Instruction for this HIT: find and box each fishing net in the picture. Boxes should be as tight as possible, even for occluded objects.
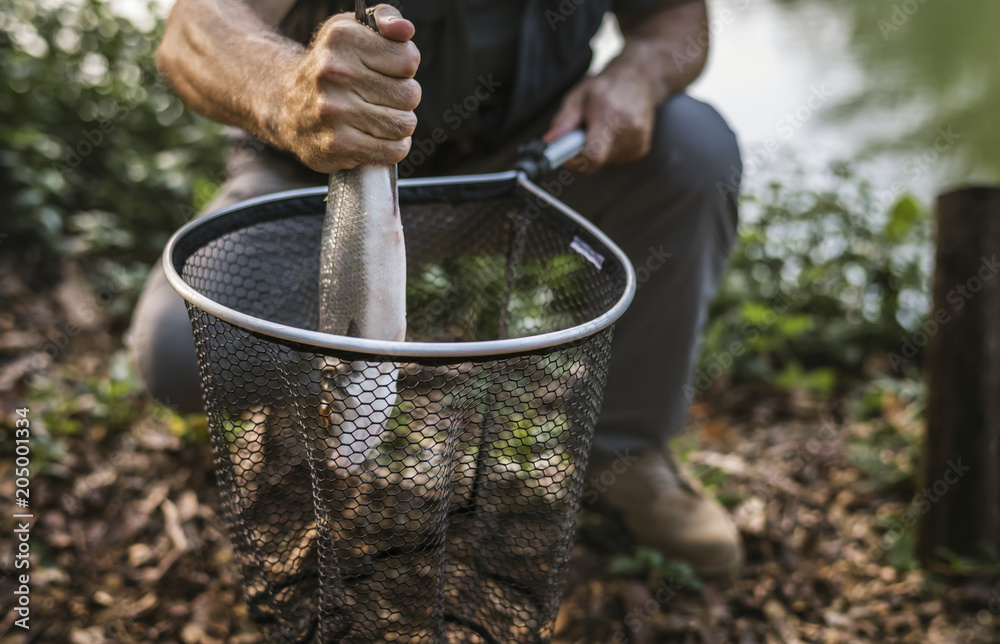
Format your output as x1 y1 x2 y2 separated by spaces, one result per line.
165 172 634 643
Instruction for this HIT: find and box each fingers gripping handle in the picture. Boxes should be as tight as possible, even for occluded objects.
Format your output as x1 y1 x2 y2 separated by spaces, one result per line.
326 3 387 205
326 2 381 197
515 130 586 182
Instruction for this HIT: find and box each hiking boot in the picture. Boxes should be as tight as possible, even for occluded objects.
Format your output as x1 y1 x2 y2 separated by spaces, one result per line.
590 448 742 581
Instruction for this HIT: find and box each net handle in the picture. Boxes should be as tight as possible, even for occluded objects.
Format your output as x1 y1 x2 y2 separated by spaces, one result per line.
543 130 586 170
514 130 586 181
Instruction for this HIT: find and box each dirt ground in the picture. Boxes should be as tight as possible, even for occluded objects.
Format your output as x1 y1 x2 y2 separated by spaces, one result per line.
1 263 998 643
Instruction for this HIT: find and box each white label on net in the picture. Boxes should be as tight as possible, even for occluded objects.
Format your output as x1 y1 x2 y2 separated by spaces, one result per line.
570 236 605 270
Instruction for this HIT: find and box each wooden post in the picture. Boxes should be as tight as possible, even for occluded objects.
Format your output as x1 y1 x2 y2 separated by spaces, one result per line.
918 186 1000 573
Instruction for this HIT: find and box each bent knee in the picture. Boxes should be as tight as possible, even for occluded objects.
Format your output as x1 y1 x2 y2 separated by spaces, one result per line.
652 94 742 194
128 264 204 414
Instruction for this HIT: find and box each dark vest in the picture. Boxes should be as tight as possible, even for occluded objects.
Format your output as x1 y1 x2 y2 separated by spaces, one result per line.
279 0 611 142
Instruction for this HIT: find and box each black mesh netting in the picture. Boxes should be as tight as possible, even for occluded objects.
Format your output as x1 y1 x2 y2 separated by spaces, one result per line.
169 177 630 643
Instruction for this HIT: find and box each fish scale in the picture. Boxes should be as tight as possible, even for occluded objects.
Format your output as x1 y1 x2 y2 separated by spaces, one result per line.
318 165 407 469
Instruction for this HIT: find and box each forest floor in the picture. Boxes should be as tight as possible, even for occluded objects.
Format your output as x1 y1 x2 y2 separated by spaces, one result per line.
1 263 999 644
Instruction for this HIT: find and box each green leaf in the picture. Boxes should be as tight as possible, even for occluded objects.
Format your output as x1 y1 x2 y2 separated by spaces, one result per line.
802 367 838 397
884 195 923 242
739 302 775 326
776 314 814 338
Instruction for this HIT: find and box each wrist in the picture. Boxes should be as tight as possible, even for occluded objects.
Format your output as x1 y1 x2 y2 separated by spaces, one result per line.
604 41 672 105
253 45 306 152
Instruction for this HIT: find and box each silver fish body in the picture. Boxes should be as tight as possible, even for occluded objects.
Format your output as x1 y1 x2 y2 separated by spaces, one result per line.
318 165 406 468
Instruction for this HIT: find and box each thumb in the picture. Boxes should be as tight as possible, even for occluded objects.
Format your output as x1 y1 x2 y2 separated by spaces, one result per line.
372 4 414 42
543 87 587 143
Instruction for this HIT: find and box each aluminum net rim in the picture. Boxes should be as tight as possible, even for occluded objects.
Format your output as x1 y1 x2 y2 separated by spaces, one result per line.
163 171 636 359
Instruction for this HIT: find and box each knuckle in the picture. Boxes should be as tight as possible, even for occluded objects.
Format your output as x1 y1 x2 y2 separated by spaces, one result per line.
321 18 353 45
387 138 411 164
607 107 626 125
372 110 411 139
319 133 338 156
402 42 421 76
399 79 421 110
320 57 352 84
319 98 347 120
314 15 336 38
397 111 418 137
375 110 416 140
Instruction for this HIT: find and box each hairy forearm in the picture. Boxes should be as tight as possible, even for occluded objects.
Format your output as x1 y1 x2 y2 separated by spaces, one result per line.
156 0 302 147
613 0 709 103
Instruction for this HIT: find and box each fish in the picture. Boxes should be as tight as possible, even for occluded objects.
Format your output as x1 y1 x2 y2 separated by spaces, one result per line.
317 165 407 469
316 165 430 641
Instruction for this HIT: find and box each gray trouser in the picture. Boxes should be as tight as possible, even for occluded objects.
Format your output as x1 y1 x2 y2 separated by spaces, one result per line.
127 94 741 456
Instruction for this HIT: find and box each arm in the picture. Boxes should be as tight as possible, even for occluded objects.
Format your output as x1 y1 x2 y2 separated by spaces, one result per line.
156 0 421 172
544 0 709 171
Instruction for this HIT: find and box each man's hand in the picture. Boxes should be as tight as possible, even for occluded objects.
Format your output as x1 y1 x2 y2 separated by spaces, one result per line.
542 0 708 173
543 65 659 173
156 0 421 174
274 4 421 172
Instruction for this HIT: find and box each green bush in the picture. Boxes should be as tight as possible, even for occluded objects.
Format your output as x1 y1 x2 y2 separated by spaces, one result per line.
695 162 932 394
1 0 226 277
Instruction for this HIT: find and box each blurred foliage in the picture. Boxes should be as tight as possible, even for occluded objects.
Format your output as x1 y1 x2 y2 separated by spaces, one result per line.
8 349 208 475
27 349 143 439
934 545 1000 576
846 376 923 492
1 0 226 279
609 546 704 592
407 252 588 341
697 162 932 393
874 513 920 574
773 0 1000 182
2 0 940 394
577 511 705 590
